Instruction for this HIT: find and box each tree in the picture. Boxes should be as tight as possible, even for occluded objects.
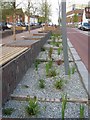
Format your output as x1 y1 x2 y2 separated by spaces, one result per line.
0 2 14 21
73 13 78 23
0 1 23 40
25 0 38 34
57 0 61 26
39 0 51 23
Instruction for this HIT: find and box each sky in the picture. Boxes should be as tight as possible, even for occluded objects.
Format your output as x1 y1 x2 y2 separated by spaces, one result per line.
16 0 90 24
48 0 90 24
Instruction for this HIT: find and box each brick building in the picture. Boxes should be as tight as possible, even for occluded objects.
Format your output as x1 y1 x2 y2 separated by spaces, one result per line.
6 8 25 23
66 3 88 26
66 9 83 24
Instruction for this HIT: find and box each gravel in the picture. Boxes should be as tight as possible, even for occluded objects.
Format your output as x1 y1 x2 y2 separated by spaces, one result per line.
3 39 89 118
3 100 88 118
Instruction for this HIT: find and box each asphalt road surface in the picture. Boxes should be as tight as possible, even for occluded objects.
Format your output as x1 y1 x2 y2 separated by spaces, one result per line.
67 28 90 73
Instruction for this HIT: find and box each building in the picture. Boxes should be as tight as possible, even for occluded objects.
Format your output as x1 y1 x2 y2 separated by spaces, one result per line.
66 9 83 24
5 8 39 24
24 11 39 24
6 8 24 23
66 3 88 25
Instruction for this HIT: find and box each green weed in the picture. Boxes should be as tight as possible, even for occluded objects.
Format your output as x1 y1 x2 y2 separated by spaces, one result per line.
54 78 64 89
3 108 14 116
45 63 50 75
80 104 84 118
58 47 61 55
48 47 53 59
62 94 67 120
34 60 40 71
47 69 57 77
26 97 39 115
39 79 45 89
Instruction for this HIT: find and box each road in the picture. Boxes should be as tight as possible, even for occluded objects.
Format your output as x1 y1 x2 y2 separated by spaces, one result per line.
67 28 90 73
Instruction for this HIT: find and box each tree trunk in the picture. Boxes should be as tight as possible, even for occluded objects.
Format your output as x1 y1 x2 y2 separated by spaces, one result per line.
13 2 16 40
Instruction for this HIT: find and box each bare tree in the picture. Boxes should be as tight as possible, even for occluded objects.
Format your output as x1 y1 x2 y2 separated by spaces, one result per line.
56 0 61 26
13 1 23 40
39 0 51 24
28 1 31 34
0 1 24 40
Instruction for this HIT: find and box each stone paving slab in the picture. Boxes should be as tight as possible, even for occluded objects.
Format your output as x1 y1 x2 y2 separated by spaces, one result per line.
68 39 89 97
75 61 89 96
5 40 40 48
69 48 81 61
22 36 44 40
67 38 74 48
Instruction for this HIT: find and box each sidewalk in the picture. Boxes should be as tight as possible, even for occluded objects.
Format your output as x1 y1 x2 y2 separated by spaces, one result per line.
1 28 43 44
67 38 89 97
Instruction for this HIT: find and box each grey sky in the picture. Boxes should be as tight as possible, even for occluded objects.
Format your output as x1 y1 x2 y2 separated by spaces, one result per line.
16 0 90 24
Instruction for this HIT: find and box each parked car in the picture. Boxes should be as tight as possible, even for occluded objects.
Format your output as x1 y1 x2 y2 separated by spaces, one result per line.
78 22 90 31
78 23 82 29
16 22 26 27
0 22 8 31
7 22 13 29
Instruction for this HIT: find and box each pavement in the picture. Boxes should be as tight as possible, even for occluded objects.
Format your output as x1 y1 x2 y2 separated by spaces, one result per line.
0 28 43 45
67 38 89 97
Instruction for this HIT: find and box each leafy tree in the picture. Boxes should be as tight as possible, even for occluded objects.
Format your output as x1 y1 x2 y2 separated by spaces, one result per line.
0 2 14 21
73 13 78 23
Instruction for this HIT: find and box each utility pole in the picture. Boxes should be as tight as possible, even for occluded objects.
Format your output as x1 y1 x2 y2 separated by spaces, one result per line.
13 1 16 40
61 0 69 75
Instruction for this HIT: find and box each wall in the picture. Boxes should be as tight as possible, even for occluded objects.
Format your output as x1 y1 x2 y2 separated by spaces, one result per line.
1 31 51 105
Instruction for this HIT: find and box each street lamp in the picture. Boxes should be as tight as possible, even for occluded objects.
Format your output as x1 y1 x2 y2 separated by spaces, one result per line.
61 0 69 75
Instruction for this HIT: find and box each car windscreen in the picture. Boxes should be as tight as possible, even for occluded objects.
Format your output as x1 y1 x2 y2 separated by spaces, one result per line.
83 23 90 26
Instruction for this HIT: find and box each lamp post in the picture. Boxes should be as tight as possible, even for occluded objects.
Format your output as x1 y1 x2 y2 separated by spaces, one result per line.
61 0 69 75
